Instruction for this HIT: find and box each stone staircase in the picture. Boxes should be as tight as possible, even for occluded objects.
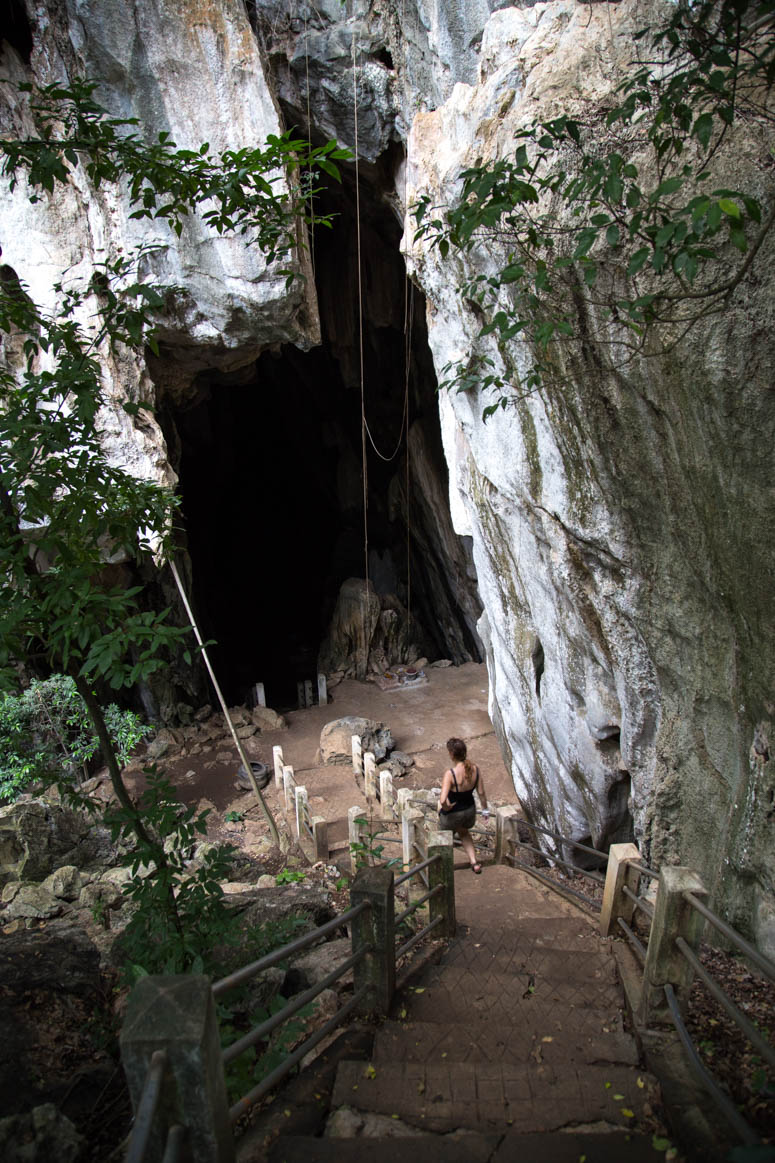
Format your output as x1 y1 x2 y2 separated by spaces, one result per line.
248 864 669 1162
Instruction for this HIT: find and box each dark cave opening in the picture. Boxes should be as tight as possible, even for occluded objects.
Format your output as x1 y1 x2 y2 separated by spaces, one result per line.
163 160 482 710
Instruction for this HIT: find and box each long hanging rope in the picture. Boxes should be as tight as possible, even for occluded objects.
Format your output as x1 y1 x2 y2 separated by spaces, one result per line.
352 30 371 676
302 2 315 278
169 559 280 845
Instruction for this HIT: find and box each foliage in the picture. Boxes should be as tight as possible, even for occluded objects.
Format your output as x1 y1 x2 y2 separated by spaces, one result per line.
413 0 775 416
224 809 246 824
350 813 402 870
275 868 306 885
108 768 237 981
1 77 350 272
0 75 347 970
0 673 151 801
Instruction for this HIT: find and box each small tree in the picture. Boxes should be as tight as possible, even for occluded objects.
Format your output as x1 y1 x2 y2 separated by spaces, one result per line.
0 77 348 959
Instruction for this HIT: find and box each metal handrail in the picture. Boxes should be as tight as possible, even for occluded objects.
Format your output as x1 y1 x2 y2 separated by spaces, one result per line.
395 884 443 926
161 1126 186 1163
683 892 775 983
518 819 609 862
212 902 368 997
125 1050 168 1163
396 914 443 961
509 836 605 885
617 916 647 963
507 851 599 910
674 937 775 1072
663 984 760 1146
631 861 659 879
222 946 368 1065
622 883 654 919
228 983 370 1124
395 853 438 888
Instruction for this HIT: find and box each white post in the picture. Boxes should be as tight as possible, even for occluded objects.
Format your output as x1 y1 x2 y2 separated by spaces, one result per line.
402 807 423 872
272 745 285 789
352 735 363 775
348 805 367 873
282 765 295 813
312 816 329 862
304 679 314 707
379 771 395 819
364 751 378 801
254 682 266 708
317 673 327 706
396 787 413 815
294 785 308 840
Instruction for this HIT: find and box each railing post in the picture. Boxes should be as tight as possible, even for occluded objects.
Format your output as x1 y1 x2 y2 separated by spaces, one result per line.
317 672 327 706
348 805 367 873
364 751 378 801
311 815 328 862
282 765 294 812
352 734 363 776
494 806 520 864
599 841 642 937
294 785 308 841
272 745 284 789
401 806 423 871
428 832 456 938
639 866 708 1026
379 771 395 819
120 975 234 1163
350 866 395 1014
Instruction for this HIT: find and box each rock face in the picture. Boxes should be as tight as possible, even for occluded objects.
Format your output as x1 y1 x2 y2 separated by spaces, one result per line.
402 0 775 952
2 0 774 953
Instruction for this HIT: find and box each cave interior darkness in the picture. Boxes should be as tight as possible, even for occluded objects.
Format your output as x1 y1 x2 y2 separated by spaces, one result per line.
161 161 480 709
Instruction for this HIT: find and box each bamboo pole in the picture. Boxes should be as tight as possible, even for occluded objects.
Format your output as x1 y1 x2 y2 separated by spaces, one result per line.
169 559 280 846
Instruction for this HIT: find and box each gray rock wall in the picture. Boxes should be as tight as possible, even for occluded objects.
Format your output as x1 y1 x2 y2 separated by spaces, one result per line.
402 0 775 953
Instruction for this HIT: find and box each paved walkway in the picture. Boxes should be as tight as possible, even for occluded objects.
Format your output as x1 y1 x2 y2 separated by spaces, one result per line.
262 862 667 1161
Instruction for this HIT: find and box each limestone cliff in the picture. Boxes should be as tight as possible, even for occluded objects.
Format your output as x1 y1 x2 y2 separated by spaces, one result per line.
1 0 773 953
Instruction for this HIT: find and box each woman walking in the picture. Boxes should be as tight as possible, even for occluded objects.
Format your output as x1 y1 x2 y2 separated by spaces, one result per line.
437 736 489 873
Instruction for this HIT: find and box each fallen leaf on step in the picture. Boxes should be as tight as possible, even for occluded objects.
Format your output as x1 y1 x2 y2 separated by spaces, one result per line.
636 1076 645 1088
418 1082 425 1095
365 1065 377 1080
620 1108 634 1118
541 1036 553 1043
613 1093 625 1100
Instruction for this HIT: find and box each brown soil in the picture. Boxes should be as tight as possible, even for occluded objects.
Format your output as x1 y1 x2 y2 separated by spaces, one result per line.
127 662 514 861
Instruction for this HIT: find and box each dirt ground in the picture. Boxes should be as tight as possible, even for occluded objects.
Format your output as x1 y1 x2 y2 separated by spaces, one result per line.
141 662 516 859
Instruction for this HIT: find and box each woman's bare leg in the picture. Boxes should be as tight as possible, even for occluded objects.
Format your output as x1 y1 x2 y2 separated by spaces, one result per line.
457 828 479 868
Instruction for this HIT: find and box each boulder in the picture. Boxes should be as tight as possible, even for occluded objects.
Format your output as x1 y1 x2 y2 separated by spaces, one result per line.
319 717 395 765
41 865 83 902
0 799 107 884
1 882 63 920
250 706 288 732
288 937 353 991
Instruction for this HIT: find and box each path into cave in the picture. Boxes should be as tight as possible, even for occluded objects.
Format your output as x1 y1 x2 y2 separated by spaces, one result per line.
163 158 481 710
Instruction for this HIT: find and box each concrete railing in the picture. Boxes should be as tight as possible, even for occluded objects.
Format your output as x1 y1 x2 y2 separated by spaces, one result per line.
120 834 456 1162
496 809 775 1149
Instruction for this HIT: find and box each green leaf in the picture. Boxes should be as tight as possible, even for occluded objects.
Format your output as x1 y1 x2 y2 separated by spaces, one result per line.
627 247 650 276
719 198 741 219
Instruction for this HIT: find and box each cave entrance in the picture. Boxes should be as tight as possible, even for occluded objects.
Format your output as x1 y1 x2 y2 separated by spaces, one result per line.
165 161 481 710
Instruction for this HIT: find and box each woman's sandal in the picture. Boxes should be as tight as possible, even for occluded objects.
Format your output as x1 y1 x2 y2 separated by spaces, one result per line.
471 862 482 874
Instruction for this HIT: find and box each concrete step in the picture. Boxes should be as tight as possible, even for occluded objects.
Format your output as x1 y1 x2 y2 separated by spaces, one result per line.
393 969 624 1026
267 1131 666 1163
453 913 606 953
331 1059 660 1135
373 1017 639 1067
267 1132 496 1163
437 938 616 979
